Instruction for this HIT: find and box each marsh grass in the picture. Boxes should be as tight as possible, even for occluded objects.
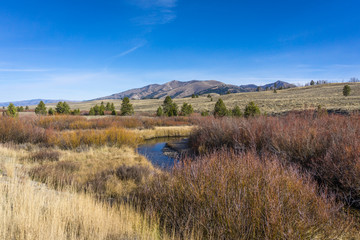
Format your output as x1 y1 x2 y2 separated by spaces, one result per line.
28 146 156 199
0 166 164 240
136 151 358 239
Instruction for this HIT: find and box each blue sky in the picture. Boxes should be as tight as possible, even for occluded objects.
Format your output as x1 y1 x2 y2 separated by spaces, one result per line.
0 0 360 101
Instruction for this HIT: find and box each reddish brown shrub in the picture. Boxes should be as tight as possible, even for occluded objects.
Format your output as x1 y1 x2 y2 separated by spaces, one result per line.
189 113 360 207
137 151 355 239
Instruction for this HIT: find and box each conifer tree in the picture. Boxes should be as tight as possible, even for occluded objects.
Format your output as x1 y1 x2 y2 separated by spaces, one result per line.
343 85 351 96
244 101 260 117
214 98 228 117
120 97 134 116
35 101 47 115
6 103 18 117
180 102 194 116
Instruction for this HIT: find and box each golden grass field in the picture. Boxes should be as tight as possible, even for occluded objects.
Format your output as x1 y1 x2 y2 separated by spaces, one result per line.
38 82 360 114
0 145 166 240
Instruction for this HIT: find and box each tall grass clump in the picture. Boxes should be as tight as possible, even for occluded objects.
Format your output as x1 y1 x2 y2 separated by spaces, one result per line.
35 115 195 131
0 173 163 239
189 113 360 208
47 127 142 149
137 151 357 239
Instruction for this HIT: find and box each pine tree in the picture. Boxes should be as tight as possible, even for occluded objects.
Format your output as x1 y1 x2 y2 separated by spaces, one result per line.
156 106 163 116
99 103 105 115
48 108 55 115
232 105 242 117
180 102 194 116
162 96 178 116
214 98 228 117
105 102 111 111
89 107 96 115
55 102 70 114
343 85 351 96
110 103 115 112
6 103 18 117
120 97 134 116
71 109 81 115
35 101 47 115
244 101 260 117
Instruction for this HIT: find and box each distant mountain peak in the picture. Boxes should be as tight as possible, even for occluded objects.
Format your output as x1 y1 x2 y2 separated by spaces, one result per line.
95 80 296 100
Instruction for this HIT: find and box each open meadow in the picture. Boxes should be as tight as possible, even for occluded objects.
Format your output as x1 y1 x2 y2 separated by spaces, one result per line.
35 82 360 115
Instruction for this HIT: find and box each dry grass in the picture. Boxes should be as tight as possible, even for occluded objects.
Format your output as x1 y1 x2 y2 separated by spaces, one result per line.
28 146 156 199
0 164 165 240
135 126 194 140
37 82 360 114
35 115 194 130
0 177 164 240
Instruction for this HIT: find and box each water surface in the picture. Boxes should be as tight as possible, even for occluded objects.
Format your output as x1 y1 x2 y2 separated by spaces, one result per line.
137 137 185 169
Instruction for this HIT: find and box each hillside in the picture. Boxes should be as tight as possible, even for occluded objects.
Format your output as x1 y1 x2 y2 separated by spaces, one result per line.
95 80 296 100
41 82 360 115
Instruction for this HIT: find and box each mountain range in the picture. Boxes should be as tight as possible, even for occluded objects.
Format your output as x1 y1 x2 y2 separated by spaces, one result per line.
0 80 296 106
0 99 68 107
95 80 296 100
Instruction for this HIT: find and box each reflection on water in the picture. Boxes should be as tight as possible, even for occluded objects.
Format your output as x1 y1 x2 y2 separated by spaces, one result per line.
137 137 185 169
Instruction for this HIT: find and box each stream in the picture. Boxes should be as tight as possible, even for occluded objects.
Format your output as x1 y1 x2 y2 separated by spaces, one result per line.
137 137 188 169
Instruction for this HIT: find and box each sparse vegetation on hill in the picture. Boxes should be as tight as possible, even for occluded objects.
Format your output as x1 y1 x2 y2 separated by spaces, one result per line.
39 82 360 115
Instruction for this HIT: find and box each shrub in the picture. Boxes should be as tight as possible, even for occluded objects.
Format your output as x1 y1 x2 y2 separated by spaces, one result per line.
213 98 227 117
137 151 355 239
156 106 163 117
201 110 209 116
0 117 46 144
35 101 47 115
244 101 260 117
343 85 351 96
189 113 360 208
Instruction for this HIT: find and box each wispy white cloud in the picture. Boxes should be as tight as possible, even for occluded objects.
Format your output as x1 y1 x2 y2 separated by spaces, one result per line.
133 10 176 25
113 43 145 58
131 0 177 25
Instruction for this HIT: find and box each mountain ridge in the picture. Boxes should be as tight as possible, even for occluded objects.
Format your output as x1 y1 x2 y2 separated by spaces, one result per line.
95 80 296 100
0 99 71 107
